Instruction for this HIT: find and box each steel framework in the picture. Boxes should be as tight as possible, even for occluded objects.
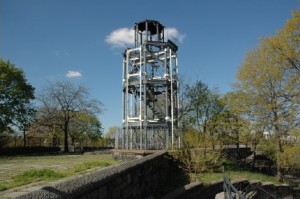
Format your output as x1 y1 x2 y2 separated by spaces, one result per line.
116 20 180 150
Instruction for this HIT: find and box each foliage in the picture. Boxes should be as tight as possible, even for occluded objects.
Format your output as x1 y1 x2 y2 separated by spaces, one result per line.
180 80 228 150
234 10 300 182
175 147 225 181
69 112 103 147
221 92 252 145
37 81 103 152
0 59 35 134
182 81 224 133
105 126 120 139
178 80 228 181
280 145 300 169
256 137 277 167
182 127 206 148
0 131 13 147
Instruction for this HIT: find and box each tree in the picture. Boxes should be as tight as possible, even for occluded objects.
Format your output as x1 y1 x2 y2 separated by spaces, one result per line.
266 11 300 73
220 92 254 162
0 59 35 136
178 127 225 181
81 113 102 142
33 107 63 146
69 112 102 148
37 81 102 152
181 80 224 149
14 103 36 147
105 126 119 139
235 11 300 182
103 126 120 148
182 80 210 133
178 80 226 180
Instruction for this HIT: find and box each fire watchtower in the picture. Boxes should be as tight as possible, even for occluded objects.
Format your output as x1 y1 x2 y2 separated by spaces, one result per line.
117 20 180 150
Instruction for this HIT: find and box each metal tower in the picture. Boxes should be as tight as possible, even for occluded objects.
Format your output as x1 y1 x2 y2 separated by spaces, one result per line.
118 20 179 150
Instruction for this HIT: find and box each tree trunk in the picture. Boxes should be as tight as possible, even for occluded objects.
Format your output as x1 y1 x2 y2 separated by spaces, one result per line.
235 117 240 164
52 137 55 147
23 129 26 147
64 121 69 152
276 136 283 182
274 111 283 182
252 142 257 170
236 141 240 164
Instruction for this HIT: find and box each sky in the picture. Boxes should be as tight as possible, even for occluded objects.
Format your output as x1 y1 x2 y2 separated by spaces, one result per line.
1 0 299 133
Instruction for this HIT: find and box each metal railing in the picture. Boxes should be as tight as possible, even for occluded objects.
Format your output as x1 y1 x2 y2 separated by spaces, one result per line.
242 183 277 199
223 175 246 199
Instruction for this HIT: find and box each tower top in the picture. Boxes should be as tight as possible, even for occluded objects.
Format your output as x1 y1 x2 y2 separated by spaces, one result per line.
135 20 164 35
134 19 165 47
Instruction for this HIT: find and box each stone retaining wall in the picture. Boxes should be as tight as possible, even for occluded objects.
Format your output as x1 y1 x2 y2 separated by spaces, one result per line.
162 178 300 199
16 151 170 199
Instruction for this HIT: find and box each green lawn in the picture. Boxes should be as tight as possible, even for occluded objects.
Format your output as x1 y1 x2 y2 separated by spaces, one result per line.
196 161 280 184
0 153 119 191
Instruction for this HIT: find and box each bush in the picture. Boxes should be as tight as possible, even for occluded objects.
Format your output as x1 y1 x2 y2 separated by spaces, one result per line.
174 147 225 181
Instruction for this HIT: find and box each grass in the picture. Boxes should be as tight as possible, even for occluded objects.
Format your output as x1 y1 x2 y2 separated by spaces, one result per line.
72 161 112 173
198 170 279 184
196 161 280 184
0 169 65 191
0 154 118 191
13 168 65 182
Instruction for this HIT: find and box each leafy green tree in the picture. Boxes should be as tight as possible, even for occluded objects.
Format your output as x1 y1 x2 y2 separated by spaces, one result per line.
105 126 119 139
37 81 102 152
69 112 102 148
182 81 223 131
182 80 210 133
266 11 300 73
221 92 254 162
179 80 226 179
182 80 226 150
0 59 35 139
235 10 300 182
83 114 102 142
33 107 63 146
102 126 120 148
15 103 36 147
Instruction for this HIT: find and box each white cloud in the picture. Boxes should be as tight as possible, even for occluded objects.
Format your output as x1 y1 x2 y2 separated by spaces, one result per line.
66 70 82 78
105 28 134 48
164 28 186 43
105 27 186 48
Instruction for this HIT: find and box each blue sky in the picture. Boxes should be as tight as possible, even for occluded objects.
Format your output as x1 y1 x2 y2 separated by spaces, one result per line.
1 0 299 133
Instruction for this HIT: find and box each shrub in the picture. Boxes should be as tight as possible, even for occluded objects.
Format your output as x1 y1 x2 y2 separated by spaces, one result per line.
175 147 225 181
